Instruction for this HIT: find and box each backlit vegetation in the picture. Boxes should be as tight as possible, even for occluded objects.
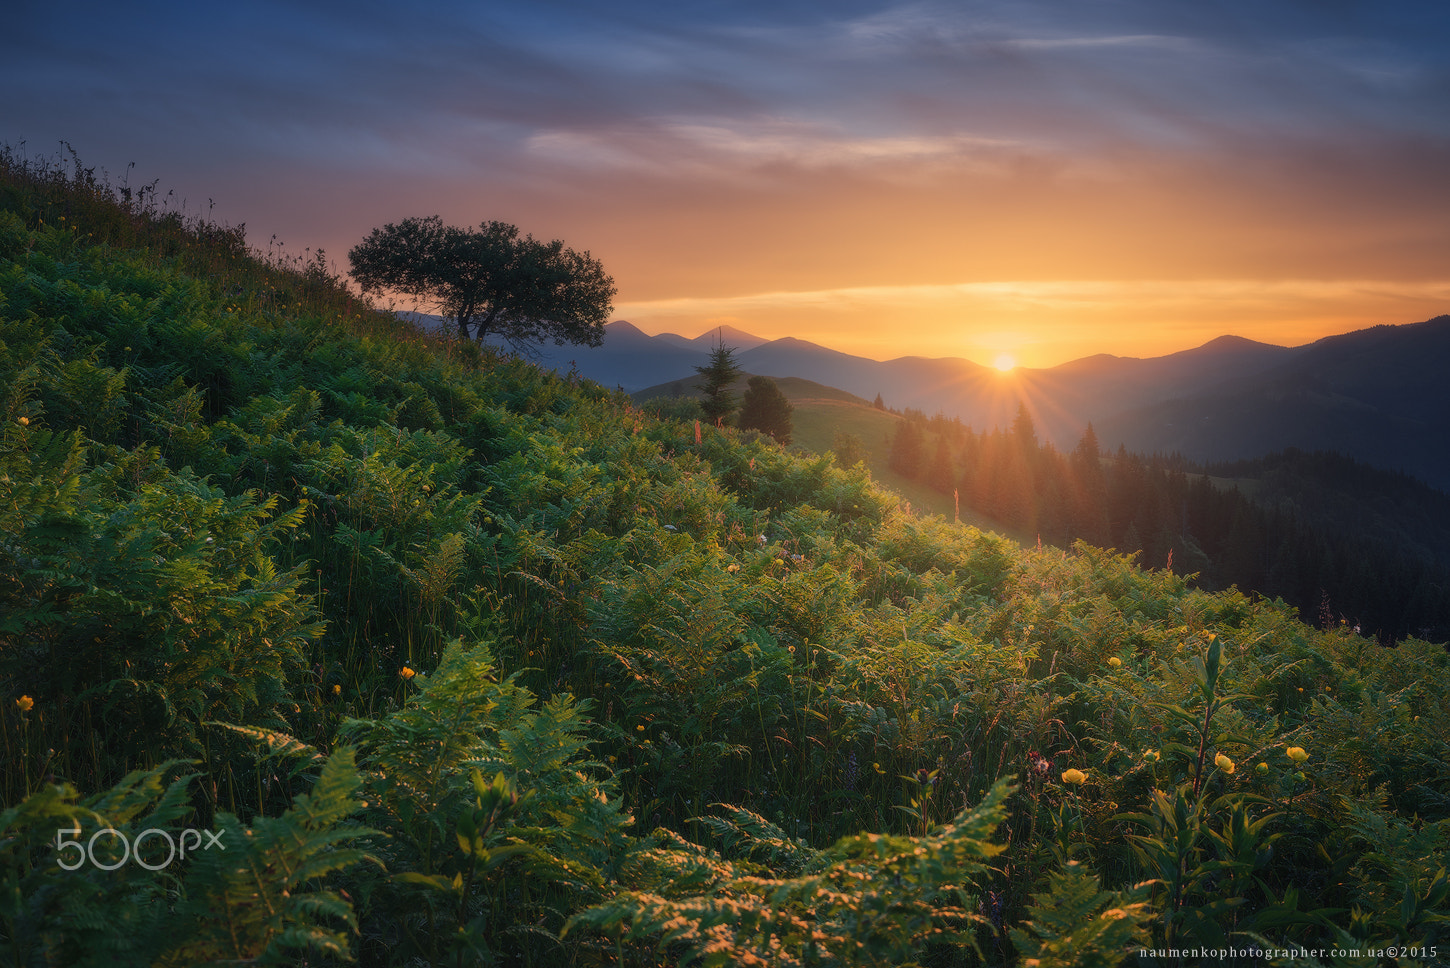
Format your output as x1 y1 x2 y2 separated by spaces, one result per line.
2 146 1448 966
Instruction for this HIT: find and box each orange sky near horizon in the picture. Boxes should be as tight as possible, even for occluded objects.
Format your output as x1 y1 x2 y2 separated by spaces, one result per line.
494 137 1450 368
610 278 1450 368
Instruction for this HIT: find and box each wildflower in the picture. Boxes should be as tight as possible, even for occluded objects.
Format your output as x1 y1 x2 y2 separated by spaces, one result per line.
1143 750 1159 763
399 666 415 680
16 695 34 712
1028 751 1051 775
636 724 645 732
1215 753 1235 774
1108 657 1122 668
18 417 28 426
726 563 740 573
1286 746 1309 763
1256 761 1269 774
1061 768 1087 785
332 684 341 695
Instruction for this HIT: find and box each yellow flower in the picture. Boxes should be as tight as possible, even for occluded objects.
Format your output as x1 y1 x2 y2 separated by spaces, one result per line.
399 666 415 679
18 417 28 426
1286 746 1309 763
1143 750 1159 763
1061 768 1087 785
1256 762 1269 774
1215 753 1235 774
636 724 645 732
726 563 740 573
332 684 341 695
16 695 33 712
1108 656 1122 668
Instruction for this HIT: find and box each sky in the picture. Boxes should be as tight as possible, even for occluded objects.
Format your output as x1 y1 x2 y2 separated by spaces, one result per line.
5 0 1449 368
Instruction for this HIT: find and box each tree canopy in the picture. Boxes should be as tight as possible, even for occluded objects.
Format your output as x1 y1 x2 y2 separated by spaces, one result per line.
739 375 793 444
348 216 616 352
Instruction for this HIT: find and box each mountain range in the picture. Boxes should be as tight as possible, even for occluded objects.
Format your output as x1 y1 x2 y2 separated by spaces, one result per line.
405 312 1450 491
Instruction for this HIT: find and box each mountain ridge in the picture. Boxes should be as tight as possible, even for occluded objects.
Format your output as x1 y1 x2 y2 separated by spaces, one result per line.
404 311 1450 489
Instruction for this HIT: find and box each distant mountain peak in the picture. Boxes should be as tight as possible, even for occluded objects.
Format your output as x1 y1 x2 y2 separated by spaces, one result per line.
692 324 768 350
1197 333 1285 352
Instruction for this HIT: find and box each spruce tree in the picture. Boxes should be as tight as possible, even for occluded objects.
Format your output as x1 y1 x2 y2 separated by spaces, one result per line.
694 339 743 426
888 419 926 478
926 435 954 493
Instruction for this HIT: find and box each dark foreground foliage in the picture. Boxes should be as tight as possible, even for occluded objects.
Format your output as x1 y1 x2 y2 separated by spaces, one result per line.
2 146 1448 966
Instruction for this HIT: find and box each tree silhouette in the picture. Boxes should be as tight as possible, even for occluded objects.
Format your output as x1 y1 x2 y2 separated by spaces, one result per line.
888 419 926 478
739 376 794 443
349 216 615 353
694 340 743 426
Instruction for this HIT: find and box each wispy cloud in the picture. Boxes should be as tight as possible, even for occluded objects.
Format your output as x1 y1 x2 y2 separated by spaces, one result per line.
4 0 1446 365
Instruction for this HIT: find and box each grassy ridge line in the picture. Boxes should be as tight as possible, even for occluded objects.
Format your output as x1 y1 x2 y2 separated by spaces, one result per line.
3 150 1449 966
637 372 1014 532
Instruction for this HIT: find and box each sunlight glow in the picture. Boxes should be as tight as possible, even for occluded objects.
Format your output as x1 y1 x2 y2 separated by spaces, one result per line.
994 353 1016 372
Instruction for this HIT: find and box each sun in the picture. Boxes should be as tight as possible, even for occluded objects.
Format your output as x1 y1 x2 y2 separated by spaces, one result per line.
993 353 1016 373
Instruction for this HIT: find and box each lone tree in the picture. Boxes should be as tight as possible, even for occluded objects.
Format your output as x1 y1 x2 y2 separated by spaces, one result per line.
738 376 793 444
694 339 743 426
348 216 616 353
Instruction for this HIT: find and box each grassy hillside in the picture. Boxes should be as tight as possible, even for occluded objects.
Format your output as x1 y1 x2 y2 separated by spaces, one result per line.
3 149 1449 967
638 375 1008 530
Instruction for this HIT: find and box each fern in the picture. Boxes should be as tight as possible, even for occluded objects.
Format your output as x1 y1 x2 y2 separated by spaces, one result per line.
1009 861 1153 968
0 751 372 967
567 779 1014 967
161 746 377 967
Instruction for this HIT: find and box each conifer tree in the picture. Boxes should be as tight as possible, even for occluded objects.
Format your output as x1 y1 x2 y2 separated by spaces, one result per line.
889 419 926 478
926 434 954 493
694 339 743 426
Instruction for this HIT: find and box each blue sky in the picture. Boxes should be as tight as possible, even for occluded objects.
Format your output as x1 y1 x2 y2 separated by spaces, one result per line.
6 0 1449 365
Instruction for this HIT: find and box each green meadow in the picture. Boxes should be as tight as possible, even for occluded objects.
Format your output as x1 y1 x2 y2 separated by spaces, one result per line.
2 150 1447 967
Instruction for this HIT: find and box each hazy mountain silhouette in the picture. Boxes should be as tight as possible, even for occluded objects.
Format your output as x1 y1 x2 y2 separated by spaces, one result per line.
403 312 1450 489
1095 315 1450 489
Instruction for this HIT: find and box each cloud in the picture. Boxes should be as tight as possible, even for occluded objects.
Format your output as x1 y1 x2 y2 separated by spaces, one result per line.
4 0 1446 369
525 117 1035 180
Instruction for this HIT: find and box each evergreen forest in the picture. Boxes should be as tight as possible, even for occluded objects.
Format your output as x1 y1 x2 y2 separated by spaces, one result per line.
2 149 1448 967
885 409 1450 644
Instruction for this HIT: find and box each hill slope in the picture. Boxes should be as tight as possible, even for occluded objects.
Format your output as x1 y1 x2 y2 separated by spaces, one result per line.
1097 315 1450 488
498 312 1450 489
4 150 1449 967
